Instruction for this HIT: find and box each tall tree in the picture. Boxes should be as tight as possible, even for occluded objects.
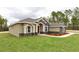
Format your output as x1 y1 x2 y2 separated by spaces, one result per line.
71 16 79 30
0 15 8 31
3 18 8 31
73 7 79 18
64 9 72 17
51 11 57 23
71 7 79 30
63 16 69 26
64 9 72 26
56 11 65 23
0 16 4 31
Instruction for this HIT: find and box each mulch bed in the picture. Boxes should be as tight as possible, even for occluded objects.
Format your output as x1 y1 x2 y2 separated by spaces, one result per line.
47 33 68 36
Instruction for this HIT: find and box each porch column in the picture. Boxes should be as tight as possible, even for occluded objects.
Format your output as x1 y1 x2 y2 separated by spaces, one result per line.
35 24 38 33
32 24 35 33
43 24 45 32
24 24 28 34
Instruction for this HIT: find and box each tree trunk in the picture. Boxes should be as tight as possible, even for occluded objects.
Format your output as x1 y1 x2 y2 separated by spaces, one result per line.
73 24 75 30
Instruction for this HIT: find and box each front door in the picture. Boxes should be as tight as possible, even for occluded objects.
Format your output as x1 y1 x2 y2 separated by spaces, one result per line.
38 23 43 33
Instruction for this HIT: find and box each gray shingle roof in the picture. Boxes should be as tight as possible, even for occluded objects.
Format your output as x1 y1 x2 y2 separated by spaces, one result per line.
49 23 66 27
18 18 38 23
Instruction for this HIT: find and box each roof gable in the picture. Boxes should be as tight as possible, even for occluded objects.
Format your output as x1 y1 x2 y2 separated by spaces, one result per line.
9 17 49 27
17 17 49 24
36 17 49 24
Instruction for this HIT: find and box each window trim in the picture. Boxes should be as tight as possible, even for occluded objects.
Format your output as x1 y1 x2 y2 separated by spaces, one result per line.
27 26 31 33
45 26 48 32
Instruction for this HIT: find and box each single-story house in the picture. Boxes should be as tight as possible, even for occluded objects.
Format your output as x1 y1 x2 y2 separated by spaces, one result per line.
9 17 66 36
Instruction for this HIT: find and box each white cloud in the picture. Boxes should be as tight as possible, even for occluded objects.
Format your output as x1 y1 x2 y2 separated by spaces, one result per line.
0 7 50 24
0 0 79 7
0 0 79 25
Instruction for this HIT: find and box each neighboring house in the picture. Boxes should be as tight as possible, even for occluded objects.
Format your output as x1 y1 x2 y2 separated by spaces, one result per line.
9 18 66 36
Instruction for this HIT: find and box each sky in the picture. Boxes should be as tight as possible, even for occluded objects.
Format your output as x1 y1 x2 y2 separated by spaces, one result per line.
0 0 79 25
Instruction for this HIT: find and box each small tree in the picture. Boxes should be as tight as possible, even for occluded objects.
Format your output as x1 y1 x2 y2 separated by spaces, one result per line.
0 16 5 31
71 7 79 30
71 16 79 30
0 15 8 31
56 11 65 23
51 11 57 23
63 16 69 26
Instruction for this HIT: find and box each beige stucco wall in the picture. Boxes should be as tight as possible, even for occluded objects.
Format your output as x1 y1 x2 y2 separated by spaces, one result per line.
9 19 49 36
9 24 23 36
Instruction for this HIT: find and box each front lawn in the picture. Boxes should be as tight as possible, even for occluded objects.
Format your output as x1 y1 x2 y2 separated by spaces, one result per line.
0 33 79 52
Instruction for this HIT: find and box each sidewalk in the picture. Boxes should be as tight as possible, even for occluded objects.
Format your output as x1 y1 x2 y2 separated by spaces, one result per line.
66 30 79 34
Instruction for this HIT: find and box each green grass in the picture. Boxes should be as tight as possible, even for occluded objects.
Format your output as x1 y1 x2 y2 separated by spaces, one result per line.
0 33 79 52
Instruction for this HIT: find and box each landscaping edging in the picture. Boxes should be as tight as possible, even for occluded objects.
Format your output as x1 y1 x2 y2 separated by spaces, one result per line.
39 33 74 38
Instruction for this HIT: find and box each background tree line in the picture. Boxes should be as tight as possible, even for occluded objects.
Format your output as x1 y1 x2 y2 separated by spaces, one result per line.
0 15 8 31
49 7 79 30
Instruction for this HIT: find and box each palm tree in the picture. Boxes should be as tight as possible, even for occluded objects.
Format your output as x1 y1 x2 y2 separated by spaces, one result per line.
74 7 79 18
71 16 77 30
56 11 65 23
3 19 8 31
63 15 69 26
64 9 72 26
0 18 4 31
51 11 69 25
51 11 57 23
0 15 7 31
71 7 79 30
64 9 72 17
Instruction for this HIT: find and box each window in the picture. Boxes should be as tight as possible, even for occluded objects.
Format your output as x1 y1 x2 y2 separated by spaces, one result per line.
28 26 31 33
45 27 48 32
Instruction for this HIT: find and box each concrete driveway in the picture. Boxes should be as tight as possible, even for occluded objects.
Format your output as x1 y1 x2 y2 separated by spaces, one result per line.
0 31 9 33
40 30 79 38
66 30 79 34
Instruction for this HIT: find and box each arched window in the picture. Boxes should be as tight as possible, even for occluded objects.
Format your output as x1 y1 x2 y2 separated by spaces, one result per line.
27 26 31 33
